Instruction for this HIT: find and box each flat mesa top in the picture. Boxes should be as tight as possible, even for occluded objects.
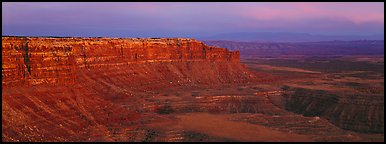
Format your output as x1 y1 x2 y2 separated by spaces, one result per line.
2 36 198 42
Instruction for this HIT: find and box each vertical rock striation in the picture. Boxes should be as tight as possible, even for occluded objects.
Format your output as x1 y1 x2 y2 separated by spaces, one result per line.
2 37 244 87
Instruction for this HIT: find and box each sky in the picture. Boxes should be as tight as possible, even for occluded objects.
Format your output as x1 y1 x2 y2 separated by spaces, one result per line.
2 2 384 38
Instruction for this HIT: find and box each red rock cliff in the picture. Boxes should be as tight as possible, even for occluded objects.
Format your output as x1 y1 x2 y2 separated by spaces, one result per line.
2 37 241 86
2 36 255 142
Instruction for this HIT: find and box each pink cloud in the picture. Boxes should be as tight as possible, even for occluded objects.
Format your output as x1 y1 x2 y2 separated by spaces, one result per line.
238 2 384 24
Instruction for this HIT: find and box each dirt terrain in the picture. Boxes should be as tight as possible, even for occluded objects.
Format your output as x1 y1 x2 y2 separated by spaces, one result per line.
2 37 384 142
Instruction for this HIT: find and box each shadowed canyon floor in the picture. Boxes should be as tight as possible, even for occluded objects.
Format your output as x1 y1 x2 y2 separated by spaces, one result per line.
2 37 384 142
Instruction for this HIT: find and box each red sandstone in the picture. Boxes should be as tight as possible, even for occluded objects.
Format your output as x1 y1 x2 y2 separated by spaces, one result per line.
2 37 241 86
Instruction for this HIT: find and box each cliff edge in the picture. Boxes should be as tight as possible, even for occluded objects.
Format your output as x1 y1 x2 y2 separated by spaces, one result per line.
2 37 250 87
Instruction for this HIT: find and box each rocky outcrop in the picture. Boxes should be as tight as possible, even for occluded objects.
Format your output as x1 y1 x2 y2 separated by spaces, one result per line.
2 36 253 142
284 88 384 133
2 37 241 86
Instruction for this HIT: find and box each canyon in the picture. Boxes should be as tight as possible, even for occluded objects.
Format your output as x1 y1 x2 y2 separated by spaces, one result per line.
2 36 384 142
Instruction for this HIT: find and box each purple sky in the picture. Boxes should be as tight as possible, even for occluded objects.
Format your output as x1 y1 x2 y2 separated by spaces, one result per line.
2 2 384 38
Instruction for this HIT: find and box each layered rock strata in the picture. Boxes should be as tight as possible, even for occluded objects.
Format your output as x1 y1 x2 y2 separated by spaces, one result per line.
2 36 254 142
284 88 384 133
2 37 241 87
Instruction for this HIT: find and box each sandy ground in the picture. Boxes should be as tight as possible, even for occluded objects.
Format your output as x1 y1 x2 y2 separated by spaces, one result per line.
253 64 322 74
175 112 313 142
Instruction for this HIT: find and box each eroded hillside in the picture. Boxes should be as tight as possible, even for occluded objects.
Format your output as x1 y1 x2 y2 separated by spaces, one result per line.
2 37 383 142
2 36 255 141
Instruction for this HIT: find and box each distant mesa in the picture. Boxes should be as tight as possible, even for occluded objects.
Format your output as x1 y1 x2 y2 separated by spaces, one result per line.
199 32 384 42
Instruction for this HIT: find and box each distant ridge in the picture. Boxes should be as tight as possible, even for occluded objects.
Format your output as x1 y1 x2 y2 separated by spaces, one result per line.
198 32 384 42
203 40 384 57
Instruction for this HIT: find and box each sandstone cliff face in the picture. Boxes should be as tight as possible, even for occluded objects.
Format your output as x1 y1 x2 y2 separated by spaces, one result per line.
2 37 241 86
2 36 252 142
